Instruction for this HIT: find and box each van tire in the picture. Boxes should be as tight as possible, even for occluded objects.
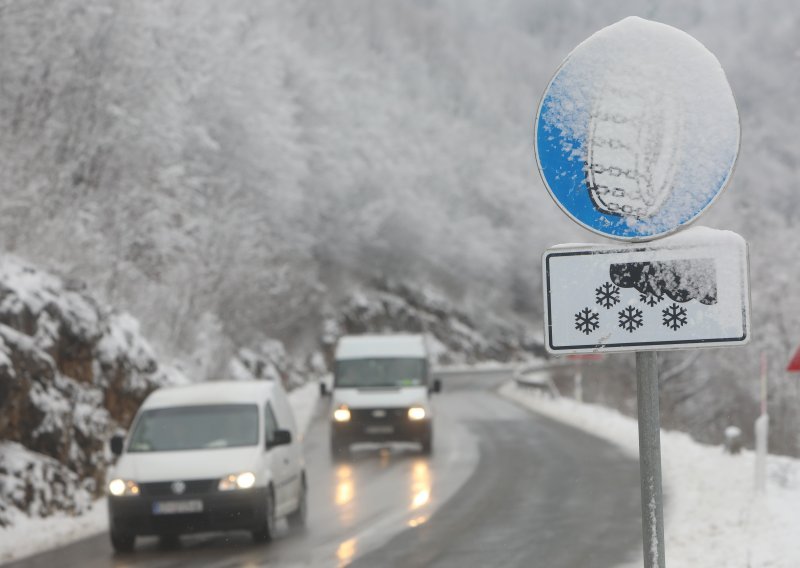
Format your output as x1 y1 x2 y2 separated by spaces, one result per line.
287 476 308 530
252 487 277 544
110 530 136 553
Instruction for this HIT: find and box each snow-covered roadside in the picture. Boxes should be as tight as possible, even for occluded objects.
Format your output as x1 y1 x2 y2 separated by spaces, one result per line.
500 381 800 568
0 495 108 564
0 382 320 565
288 380 322 439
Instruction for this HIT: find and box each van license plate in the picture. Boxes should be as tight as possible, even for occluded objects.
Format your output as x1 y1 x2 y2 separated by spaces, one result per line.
366 425 394 435
152 500 203 515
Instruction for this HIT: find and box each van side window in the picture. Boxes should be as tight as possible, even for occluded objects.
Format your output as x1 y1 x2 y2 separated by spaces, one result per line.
264 402 279 445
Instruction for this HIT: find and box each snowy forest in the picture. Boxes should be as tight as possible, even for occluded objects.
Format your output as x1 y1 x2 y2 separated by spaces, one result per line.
0 0 799 454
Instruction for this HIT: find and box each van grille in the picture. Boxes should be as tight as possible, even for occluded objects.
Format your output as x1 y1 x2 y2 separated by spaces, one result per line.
139 479 218 497
349 408 407 423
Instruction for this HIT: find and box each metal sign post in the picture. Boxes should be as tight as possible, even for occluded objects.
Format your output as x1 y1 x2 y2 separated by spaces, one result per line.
636 352 666 568
754 352 769 493
533 17 745 568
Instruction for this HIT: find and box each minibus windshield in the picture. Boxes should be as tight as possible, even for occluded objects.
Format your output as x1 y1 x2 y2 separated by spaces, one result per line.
335 358 426 388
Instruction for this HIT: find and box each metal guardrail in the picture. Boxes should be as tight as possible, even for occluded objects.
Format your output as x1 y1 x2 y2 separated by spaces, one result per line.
513 372 561 398
433 362 565 398
432 365 516 377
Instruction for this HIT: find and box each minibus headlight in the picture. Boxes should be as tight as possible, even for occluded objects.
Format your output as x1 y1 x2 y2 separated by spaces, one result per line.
408 406 427 421
218 471 257 491
108 478 140 496
333 406 351 422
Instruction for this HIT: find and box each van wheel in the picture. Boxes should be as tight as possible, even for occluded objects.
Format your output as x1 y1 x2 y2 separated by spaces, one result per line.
110 530 136 553
252 488 277 543
287 476 307 531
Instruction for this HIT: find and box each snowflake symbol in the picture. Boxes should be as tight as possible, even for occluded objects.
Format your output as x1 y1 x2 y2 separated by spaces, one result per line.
618 305 644 333
639 291 664 307
595 282 620 309
662 303 688 331
574 307 600 335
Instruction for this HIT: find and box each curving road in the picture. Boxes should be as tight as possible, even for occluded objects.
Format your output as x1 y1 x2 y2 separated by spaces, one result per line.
4 371 642 567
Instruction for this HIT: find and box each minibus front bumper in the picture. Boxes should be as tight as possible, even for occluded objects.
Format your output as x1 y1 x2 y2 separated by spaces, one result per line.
332 407 431 443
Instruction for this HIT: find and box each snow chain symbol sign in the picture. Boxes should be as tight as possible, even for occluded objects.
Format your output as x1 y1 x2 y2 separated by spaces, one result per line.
543 230 750 354
533 17 740 242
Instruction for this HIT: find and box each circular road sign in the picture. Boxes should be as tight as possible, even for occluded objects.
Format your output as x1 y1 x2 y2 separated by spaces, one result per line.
534 17 740 241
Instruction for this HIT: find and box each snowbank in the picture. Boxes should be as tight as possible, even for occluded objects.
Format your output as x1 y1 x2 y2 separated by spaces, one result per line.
500 382 800 567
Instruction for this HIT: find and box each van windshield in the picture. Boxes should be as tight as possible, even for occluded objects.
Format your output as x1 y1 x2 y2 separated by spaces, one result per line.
127 404 259 452
335 358 426 388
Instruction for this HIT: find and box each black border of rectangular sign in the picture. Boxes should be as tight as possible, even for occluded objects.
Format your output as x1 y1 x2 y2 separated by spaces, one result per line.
544 248 749 352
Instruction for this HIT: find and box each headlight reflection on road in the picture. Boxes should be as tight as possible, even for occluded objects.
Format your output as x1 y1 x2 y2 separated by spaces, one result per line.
379 447 391 467
335 464 355 525
410 460 431 510
337 537 357 567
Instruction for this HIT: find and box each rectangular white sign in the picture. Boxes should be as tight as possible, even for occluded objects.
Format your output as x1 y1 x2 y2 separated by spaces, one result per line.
543 231 750 354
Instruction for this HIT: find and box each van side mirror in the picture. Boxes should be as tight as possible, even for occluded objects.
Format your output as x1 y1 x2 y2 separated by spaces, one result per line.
110 434 125 457
431 379 442 394
268 429 292 449
320 382 328 397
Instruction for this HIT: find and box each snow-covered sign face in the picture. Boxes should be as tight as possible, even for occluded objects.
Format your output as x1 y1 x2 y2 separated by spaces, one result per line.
534 17 740 241
542 227 750 354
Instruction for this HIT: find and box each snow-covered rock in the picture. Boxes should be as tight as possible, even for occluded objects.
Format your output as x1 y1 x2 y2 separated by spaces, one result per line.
228 337 326 390
327 280 543 365
0 256 183 526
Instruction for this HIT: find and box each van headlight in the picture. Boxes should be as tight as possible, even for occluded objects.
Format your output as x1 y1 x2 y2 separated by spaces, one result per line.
333 406 351 422
218 472 257 491
108 479 140 496
408 406 427 421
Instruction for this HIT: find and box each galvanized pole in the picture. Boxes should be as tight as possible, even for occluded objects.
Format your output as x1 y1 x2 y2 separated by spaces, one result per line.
636 351 666 568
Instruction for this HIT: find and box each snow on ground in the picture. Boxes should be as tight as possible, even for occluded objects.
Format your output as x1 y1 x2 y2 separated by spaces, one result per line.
0 382 320 565
500 380 800 568
289 380 321 440
0 496 108 564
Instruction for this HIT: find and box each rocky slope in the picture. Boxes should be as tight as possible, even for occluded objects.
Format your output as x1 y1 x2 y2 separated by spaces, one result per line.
0 257 183 526
322 280 543 367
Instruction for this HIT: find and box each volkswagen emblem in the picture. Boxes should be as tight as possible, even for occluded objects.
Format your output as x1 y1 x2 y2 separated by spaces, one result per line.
171 480 186 495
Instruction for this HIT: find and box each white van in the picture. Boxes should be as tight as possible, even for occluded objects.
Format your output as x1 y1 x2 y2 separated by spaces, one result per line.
329 334 441 457
106 380 306 552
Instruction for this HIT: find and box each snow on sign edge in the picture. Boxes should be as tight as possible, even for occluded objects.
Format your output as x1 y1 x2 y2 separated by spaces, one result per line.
541 226 751 354
533 16 741 242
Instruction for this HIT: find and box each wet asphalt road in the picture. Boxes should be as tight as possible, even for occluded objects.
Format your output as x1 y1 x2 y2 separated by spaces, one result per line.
4 371 642 567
